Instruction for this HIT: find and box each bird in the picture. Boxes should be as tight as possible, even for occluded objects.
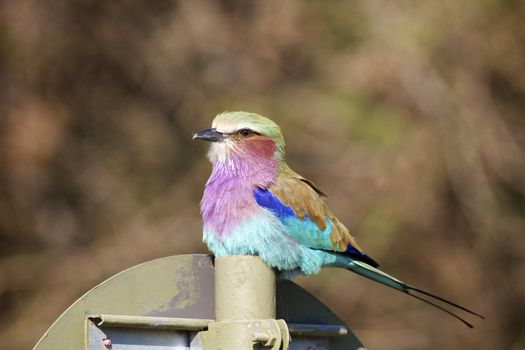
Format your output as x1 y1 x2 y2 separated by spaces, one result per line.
193 111 483 327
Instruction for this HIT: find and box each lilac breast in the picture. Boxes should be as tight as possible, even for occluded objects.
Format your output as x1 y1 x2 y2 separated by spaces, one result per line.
200 146 277 237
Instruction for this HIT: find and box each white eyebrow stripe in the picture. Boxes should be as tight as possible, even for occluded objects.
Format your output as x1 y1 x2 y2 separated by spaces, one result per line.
214 123 263 134
214 124 237 133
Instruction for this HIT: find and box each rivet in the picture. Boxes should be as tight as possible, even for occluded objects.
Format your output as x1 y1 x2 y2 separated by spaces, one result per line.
102 337 112 347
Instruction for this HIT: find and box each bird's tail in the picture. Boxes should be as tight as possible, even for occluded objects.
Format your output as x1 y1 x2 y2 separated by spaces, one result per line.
333 256 484 328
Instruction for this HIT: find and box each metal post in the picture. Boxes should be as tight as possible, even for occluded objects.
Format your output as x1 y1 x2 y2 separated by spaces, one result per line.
192 256 289 349
215 255 276 321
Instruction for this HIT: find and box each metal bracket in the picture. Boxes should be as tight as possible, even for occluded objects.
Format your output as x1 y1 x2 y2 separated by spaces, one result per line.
252 319 289 350
87 314 349 349
192 318 290 350
86 314 213 350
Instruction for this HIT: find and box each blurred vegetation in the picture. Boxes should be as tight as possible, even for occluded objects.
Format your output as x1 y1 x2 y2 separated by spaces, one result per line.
1 1 524 349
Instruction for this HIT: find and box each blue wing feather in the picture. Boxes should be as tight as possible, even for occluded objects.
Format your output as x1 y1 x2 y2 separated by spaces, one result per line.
253 187 379 267
253 187 295 219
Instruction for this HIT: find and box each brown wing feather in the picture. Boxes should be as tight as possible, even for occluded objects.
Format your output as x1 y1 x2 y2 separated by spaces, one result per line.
268 166 363 253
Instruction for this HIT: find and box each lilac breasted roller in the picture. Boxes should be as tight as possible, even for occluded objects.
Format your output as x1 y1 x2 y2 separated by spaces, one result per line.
193 111 483 327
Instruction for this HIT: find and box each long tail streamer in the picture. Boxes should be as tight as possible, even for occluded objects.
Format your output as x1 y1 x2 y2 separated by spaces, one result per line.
333 256 484 328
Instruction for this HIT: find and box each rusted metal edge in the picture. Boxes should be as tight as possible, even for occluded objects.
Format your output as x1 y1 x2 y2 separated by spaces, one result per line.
87 314 213 331
287 323 348 337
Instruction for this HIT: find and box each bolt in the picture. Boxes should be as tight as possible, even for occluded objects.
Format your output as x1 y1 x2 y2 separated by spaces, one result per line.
252 331 272 343
102 337 112 347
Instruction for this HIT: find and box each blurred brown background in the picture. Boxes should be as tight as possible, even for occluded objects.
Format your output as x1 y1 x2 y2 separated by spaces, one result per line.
1 1 524 349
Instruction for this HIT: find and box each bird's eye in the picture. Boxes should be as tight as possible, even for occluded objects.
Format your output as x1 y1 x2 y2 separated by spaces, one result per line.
238 128 254 137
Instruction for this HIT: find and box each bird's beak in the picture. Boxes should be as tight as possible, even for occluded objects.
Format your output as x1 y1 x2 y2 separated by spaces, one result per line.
192 128 224 142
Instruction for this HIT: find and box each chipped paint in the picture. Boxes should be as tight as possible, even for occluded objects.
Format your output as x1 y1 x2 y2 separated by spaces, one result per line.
33 255 215 350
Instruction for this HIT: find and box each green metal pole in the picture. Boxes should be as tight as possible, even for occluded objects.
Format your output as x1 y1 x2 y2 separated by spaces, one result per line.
215 255 276 321
193 256 289 349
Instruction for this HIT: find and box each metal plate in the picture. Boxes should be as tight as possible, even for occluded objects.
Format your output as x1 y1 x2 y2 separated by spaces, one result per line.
33 254 365 350
34 255 215 350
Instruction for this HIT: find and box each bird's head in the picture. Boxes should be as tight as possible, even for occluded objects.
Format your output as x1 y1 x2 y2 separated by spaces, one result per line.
193 111 285 166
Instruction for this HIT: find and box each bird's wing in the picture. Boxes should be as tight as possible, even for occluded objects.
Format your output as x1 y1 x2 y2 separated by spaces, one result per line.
254 167 379 267
254 170 485 327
